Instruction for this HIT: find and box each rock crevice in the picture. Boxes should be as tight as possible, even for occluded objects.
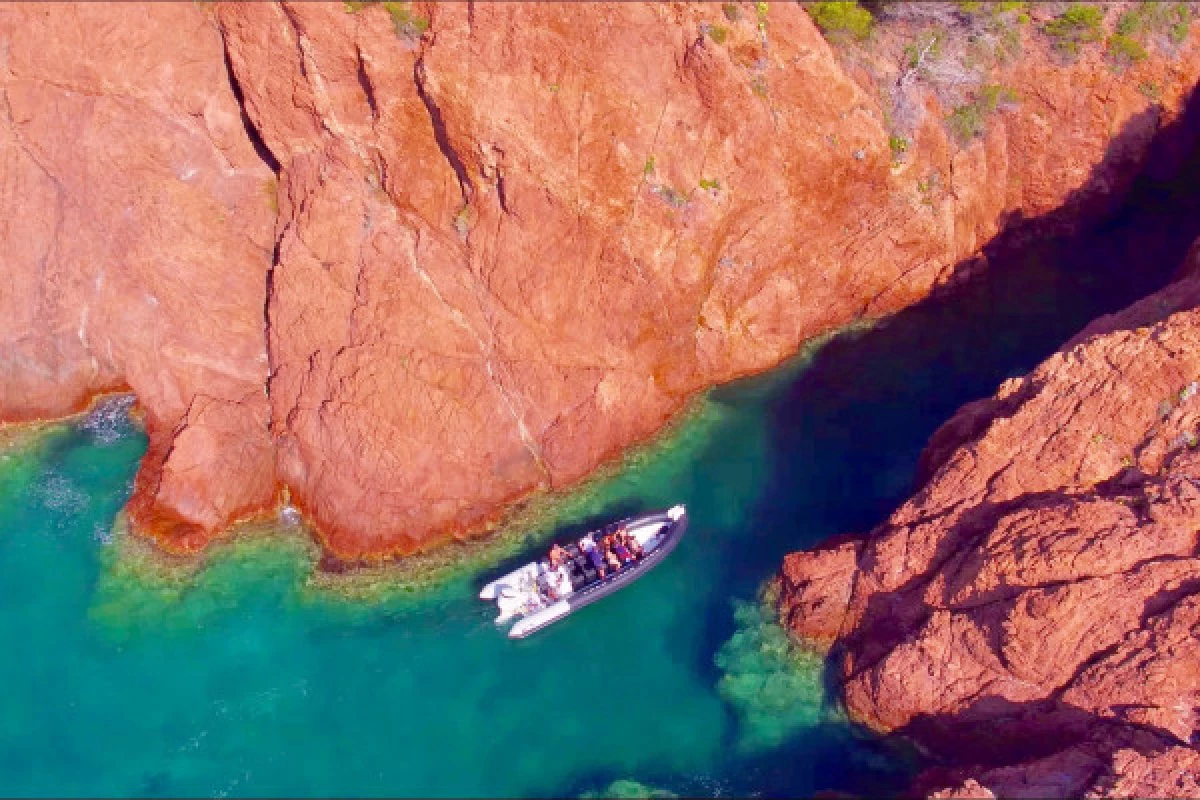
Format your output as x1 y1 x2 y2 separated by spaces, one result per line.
4 2 1200 562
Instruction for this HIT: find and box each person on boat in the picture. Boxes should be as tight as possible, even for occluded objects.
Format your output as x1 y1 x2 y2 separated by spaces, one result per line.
548 543 569 569
613 536 633 564
542 562 566 601
581 534 607 578
623 530 645 560
605 547 622 573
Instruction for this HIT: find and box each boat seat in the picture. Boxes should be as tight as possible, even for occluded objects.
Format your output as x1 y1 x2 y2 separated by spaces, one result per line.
568 564 587 590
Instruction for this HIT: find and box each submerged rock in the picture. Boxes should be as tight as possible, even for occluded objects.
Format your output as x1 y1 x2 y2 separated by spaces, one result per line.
580 779 678 799
715 597 826 752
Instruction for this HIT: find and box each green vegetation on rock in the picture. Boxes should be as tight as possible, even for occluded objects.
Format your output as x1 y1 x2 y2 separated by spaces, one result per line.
947 84 1019 144
1042 4 1104 56
707 24 730 45
805 1 873 42
1116 2 1193 44
657 185 689 209
1107 33 1148 67
1107 2 1193 68
384 1 429 40
904 28 945 69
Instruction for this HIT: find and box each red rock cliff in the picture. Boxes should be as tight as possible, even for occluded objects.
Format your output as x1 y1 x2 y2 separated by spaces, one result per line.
781 253 1200 795
2 2 1200 559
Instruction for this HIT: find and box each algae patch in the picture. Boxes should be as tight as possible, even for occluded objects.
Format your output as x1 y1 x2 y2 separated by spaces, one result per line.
581 779 678 798
715 596 829 752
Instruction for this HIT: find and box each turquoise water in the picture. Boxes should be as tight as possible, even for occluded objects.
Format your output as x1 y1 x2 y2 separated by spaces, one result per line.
3 148 1200 797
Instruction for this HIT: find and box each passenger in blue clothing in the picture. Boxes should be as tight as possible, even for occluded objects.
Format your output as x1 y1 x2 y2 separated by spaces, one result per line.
580 534 607 578
613 536 632 563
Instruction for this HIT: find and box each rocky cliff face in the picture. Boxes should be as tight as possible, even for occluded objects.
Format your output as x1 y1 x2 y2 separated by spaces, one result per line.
3 2 1200 560
0 3 279 550
780 250 1200 795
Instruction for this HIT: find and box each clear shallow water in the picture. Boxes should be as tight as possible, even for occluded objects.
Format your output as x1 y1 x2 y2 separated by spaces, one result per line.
3 153 1199 798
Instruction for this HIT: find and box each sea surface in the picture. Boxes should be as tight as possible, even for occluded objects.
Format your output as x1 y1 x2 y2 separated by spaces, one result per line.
2 155 1198 797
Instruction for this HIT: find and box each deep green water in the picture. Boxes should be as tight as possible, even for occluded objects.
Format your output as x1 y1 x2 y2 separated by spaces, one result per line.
3 144 1200 797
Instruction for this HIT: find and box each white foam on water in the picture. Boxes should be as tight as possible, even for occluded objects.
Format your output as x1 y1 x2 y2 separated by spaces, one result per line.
38 472 88 515
80 395 137 446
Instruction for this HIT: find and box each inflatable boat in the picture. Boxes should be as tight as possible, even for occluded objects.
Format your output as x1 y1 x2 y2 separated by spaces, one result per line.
478 505 688 638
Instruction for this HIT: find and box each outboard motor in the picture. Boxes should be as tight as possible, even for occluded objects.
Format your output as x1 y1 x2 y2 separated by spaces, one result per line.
494 585 524 624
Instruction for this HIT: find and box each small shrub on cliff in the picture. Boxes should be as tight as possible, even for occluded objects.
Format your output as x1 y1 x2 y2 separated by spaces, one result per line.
756 1 769 30
707 24 731 45
888 134 909 160
656 185 689 209
904 28 945 70
384 1 429 40
452 204 474 239
723 3 741 23
1042 4 1104 57
1168 5 1195 44
1107 33 1148 68
1110 2 1193 64
1118 2 1193 45
805 1 874 42
947 103 985 142
946 84 1019 144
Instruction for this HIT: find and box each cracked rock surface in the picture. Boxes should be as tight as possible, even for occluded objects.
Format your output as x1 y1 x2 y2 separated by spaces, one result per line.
3 2 1200 559
781 256 1200 797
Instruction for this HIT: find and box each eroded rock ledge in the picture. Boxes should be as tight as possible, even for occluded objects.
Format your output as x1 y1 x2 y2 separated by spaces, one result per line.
3 2 1200 560
780 252 1200 796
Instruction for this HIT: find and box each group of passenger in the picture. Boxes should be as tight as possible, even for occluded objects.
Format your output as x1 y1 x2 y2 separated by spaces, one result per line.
579 526 644 579
537 526 646 602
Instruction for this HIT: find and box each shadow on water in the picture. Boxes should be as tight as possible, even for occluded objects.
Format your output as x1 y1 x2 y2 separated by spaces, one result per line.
526 86 1200 798
752 80 1200 566
679 84 1200 794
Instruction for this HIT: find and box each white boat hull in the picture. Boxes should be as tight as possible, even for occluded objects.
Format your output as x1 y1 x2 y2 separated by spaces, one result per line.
479 505 688 638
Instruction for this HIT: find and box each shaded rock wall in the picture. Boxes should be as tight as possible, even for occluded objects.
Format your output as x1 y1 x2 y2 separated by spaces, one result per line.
3 2 1200 559
781 261 1200 795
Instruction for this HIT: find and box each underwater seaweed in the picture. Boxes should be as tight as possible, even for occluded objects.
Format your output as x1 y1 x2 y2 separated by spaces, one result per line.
714 598 827 752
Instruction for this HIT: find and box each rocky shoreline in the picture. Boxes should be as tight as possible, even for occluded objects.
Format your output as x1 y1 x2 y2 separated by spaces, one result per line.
4 4 1200 793
781 248 1200 796
5 2 1200 560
